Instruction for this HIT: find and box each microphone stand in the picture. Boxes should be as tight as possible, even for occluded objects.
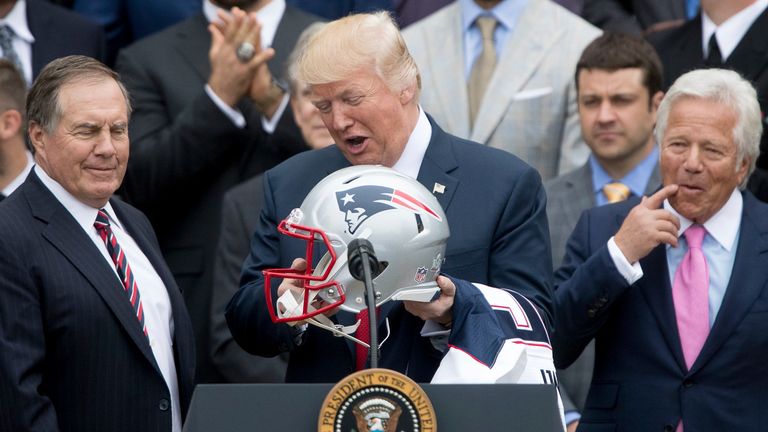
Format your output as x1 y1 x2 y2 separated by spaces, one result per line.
348 239 380 369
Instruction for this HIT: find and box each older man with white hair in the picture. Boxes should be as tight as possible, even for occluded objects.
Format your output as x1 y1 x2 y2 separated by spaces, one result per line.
553 68 768 431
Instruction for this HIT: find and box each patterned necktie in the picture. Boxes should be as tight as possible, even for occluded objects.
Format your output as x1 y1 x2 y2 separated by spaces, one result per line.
0 25 23 75
93 209 148 337
705 33 722 66
602 182 631 203
468 16 497 126
672 224 709 370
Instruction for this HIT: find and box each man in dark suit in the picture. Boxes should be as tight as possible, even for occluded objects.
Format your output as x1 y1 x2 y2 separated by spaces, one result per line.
225 11 553 383
115 0 318 382
581 0 691 35
0 56 195 432
545 32 664 431
554 68 767 431
648 0 768 198
0 0 105 82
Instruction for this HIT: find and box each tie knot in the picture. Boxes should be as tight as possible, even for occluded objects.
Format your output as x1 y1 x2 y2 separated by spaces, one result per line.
94 209 111 231
684 224 706 249
603 182 631 203
475 16 497 40
0 25 13 39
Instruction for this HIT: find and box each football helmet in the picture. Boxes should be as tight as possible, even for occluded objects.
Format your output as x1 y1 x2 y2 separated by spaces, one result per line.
264 165 450 340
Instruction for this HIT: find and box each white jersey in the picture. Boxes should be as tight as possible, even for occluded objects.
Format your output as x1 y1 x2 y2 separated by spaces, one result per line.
431 280 565 431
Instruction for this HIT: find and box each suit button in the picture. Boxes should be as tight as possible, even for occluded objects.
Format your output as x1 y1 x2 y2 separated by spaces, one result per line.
663 425 674 432
587 308 597 318
159 398 170 411
683 379 694 388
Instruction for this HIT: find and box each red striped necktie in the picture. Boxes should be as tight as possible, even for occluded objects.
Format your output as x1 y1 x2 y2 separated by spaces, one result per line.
93 209 148 337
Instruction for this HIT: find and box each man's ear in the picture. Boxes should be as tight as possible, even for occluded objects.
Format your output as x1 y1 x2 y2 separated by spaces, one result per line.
0 109 22 140
399 83 416 105
28 121 46 156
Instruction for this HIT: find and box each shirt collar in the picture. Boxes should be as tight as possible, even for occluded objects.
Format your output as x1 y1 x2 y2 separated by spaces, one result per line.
391 106 432 179
34 165 120 233
203 0 285 48
664 188 742 252
702 0 768 61
590 146 659 197
2 150 33 196
460 0 529 34
1 0 34 43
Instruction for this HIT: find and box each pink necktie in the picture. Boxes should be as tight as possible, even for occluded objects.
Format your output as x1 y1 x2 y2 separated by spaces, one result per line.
672 224 709 370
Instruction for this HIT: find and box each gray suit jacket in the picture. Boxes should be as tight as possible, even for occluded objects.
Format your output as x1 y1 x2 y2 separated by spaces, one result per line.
545 160 660 415
403 0 600 180
209 175 289 382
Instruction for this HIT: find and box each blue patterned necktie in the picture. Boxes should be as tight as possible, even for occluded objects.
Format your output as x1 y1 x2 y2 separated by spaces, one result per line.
0 25 23 75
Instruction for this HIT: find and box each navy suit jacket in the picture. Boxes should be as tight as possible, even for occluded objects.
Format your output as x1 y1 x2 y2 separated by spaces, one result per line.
553 191 768 431
226 116 553 383
27 0 106 77
0 172 196 432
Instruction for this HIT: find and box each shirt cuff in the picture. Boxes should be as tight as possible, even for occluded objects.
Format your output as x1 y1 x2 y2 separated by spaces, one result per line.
564 410 581 426
205 84 246 128
607 236 643 284
260 93 290 133
420 320 451 337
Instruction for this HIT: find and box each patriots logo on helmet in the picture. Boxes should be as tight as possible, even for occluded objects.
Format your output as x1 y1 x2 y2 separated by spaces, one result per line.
336 185 442 234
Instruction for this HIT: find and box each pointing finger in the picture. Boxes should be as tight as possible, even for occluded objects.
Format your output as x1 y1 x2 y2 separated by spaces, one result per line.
644 184 679 209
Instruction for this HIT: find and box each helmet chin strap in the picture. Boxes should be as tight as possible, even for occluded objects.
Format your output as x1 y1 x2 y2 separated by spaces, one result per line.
276 285 371 348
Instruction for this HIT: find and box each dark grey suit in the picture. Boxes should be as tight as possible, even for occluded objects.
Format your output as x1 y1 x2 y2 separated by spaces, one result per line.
0 172 196 432
115 8 317 382
545 161 660 416
210 175 289 382
581 0 686 34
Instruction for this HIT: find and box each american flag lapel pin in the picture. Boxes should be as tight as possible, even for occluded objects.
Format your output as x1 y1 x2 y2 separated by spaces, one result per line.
432 183 445 194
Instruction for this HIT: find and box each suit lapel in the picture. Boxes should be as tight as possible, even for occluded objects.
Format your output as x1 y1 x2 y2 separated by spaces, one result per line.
422 4 471 139
174 14 212 83
643 164 662 196
470 0 564 144
637 244 687 371
691 193 768 373
564 164 596 227
724 8 768 83
417 118 459 213
26 174 161 373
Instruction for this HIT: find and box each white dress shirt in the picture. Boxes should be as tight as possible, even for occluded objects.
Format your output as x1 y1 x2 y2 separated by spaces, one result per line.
702 0 768 61
35 166 182 432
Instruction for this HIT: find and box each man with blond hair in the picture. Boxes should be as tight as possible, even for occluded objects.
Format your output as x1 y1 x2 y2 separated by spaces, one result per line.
226 11 554 383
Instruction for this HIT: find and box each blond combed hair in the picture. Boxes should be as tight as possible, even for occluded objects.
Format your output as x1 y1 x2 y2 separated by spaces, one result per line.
294 11 421 97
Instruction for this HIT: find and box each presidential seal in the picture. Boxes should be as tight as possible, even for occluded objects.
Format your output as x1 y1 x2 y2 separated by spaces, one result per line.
318 369 437 432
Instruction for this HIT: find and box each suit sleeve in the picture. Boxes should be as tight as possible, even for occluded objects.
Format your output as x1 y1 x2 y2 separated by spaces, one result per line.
0 232 60 431
490 165 555 329
211 182 288 381
225 171 298 357
557 78 591 176
114 48 265 208
581 0 643 34
552 210 632 369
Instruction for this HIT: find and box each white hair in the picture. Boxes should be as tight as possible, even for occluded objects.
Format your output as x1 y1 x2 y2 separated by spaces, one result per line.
654 68 762 188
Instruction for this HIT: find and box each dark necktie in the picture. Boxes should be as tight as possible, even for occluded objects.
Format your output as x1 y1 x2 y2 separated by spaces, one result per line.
93 209 148 337
0 192 5 203
0 25 23 75
705 33 722 66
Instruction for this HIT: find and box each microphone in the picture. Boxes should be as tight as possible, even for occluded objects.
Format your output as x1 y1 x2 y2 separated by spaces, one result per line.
348 238 382 281
347 238 380 369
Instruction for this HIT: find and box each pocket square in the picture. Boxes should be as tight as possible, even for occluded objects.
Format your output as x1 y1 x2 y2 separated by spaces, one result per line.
512 87 553 101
